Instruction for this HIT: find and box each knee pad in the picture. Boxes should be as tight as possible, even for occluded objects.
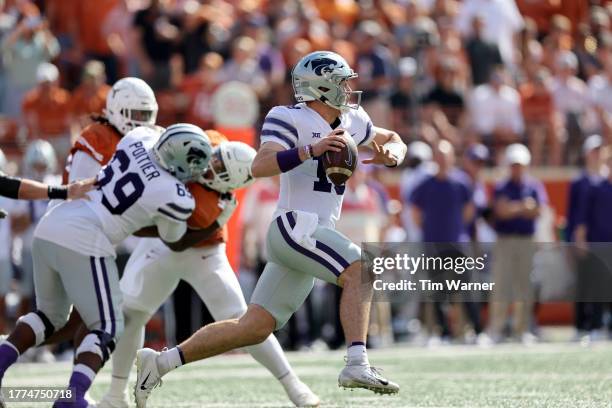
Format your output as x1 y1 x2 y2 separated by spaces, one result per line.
75 330 116 362
17 311 55 346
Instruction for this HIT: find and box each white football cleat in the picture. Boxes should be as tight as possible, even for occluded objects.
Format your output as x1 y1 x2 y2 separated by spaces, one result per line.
338 364 399 395
281 375 320 407
98 392 129 408
84 391 97 407
134 348 163 408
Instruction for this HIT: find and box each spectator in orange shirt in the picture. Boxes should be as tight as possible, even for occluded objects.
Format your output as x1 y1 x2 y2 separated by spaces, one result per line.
520 69 563 166
22 63 72 160
70 60 110 130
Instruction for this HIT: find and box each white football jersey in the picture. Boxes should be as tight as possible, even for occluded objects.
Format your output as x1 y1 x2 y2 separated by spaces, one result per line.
35 126 195 258
260 103 374 228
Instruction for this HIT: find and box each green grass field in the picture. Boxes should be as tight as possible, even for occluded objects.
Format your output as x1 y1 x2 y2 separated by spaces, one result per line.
3 342 612 407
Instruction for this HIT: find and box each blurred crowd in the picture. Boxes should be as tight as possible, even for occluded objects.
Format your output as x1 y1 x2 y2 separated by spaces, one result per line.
0 0 612 355
0 0 609 163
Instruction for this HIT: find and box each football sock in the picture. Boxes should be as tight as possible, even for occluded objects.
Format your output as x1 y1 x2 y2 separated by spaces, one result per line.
279 371 299 387
0 341 19 381
245 335 292 379
346 341 369 366
108 375 128 398
156 347 185 376
108 308 148 396
70 364 95 401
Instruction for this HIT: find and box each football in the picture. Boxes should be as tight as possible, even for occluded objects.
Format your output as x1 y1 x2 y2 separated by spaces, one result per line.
322 130 358 186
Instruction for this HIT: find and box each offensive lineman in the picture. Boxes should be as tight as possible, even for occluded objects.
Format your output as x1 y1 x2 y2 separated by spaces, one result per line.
0 124 213 408
98 132 319 408
135 50 407 405
38 76 160 345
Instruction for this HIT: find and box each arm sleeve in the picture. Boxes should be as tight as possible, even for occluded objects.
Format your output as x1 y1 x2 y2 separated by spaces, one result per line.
69 151 102 182
155 216 188 243
0 173 21 199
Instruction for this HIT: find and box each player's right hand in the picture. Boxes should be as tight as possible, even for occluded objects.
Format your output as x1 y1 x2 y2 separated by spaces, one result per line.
311 129 346 157
216 192 237 227
67 177 96 200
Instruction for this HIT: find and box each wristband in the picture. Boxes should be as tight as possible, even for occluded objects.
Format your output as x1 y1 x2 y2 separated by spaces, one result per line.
302 145 312 160
48 185 68 200
0 174 21 199
276 148 303 173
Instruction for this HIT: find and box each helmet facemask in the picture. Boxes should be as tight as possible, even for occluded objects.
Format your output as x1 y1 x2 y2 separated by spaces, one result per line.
201 149 231 192
326 74 362 112
118 107 158 134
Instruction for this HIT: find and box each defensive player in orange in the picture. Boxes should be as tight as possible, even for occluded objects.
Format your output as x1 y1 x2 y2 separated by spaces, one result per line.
63 77 159 183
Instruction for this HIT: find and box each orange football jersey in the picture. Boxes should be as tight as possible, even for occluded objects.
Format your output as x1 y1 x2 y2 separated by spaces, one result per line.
62 121 122 183
186 129 229 247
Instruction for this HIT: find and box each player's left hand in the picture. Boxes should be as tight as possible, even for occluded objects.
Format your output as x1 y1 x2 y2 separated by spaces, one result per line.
67 177 96 200
362 141 397 166
216 192 237 227
0 208 7 219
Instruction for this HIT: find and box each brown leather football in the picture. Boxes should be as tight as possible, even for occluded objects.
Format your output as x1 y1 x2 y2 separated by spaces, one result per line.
322 130 358 186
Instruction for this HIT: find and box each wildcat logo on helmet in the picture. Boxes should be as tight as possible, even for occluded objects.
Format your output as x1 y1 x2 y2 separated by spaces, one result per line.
187 147 209 164
305 57 344 76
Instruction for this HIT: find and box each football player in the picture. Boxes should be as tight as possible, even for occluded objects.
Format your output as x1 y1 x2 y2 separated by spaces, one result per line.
64 76 159 183
14 140 61 316
0 124 213 408
39 76 160 348
135 51 407 405
98 133 319 408
0 158 91 203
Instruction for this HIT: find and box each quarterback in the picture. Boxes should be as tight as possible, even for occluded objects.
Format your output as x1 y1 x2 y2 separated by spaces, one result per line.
135 50 407 405
0 123 213 408
98 132 318 408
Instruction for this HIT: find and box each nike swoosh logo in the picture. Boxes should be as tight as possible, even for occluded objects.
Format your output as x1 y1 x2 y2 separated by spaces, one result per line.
345 146 353 167
140 372 151 390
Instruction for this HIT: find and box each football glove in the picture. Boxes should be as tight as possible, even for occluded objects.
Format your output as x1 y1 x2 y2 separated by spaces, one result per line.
216 193 237 227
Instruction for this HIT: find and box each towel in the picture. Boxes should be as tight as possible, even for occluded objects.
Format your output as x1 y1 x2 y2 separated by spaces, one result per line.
288 210 319 251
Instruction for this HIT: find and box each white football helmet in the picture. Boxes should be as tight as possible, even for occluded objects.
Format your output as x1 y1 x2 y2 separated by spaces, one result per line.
105 77 158 135
23 139 57 181
0 147 6 173
202 141 256 193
